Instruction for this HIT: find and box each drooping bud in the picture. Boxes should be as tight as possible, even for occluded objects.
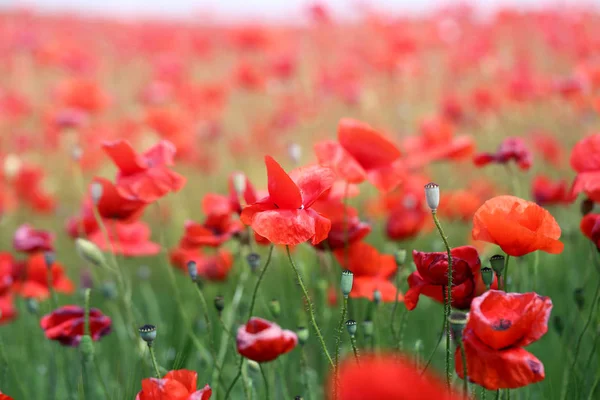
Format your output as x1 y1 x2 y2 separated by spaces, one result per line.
269 299 281 318
288 143 302 165
373 290 382 305
138 324 157 345
43 251 56 268
26 298 39 315
394 249 407 267
481 266 494 289
232 172 247 197
424 182 440 211
449 311 468 342
340 270 354 298
489 255 505 277
89 182 103 205
574 288 585 310
581 198 594 216
414 339 424 354
247 360 260 374
297 326 309 346
75 238 106 267
362 319 374 338
214 296 225 315
187 260 198 282
246 253 261 272
346 320 357 338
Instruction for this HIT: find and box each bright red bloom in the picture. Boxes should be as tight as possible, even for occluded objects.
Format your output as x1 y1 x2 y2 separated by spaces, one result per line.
531 175 574 206
0 391 14 400
40 305 112 346
15 253 75 300
385 193 428 241
0 294 17 325
65 199 100 238
236 317 298 362
405 246 495 310
170 247 234 281
473 137 532 170
136 370 212 400
472 196 564 257
580 214 600 249
91 178 147 221
88 221 160 257
314 118 403 192
13 224 54 253
228 172 259 215
311 200 371 251
12 164 56 214
332 353 464 400
455 290 551 390
570 133 600 202
241 157 334 245
103 139 186 203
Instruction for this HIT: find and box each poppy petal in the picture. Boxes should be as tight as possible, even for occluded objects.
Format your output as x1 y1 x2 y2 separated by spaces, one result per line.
264 156 302 209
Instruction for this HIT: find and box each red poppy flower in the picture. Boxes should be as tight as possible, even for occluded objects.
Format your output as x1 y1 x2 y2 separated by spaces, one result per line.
103 139 186 203
0 294 17 325
580 213 600 249
531 132 564 167
439 190 483 222
570 133 600 202
311 199 371 251
88 221 160 257
0 253 14 295
92 178 147 221
532 175 574 206
228 172 259 215
332 353 464 400
11 164 56 214
314 118 403 192
136 370 212 400
473 137 532 170
15 253 75 300
472 196 564 257
170 247 234 281
65 200 100 238
455 290 551 390
13 224 54 253
0 391 14 400
236 317 298 362
405 246 495 310
385 193 429 241
241 157 334 245
40 305 112 346
54 78 109 114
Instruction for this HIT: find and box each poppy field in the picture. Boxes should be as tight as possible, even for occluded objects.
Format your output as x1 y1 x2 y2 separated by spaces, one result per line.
1 3 600 400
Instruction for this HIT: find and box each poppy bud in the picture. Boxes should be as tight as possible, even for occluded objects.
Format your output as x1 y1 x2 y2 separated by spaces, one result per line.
232 172 247 197
79 335 95 363
246 253 261 272
362 319 374 338
214 296 225 315
89 182 103 205
489 254 505 277
341 270 354 298
581 198 594 216
481 266 494 289
187 260 198 282
553 316 564 336
449 311 468 342
288 142 302 165
414 339 424 353
394 249 407 267
573 288 585 310
346 320 357 338
373 290 382 305
424 182 440 211
269 299 281 318
26 298 39 315
297 326 309 346
248 360 260 374
44 251 56 268
3 154 21 179
75 238 106 267
139 324 157 345
100 281 117 300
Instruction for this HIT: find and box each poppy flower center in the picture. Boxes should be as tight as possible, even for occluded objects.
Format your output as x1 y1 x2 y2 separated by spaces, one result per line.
491 318 512 331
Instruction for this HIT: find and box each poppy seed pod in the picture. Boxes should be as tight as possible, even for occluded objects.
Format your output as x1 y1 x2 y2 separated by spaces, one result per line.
269 299 281 318
232 172 247 197
581 198 594 216
139 324 157 345
424 182 440 211
89 182 103 205
489 254 505 277
75 238 106 267
573 288 585 310
246 253 261 272
214 296 225 315
481 266 494 289
449 311 468 341
297 326 309 346
79 335 95 363
373 290 382 305
346 320 357 338
187 260 198 282
362 319 374 337
44 251 56 268
341 270 354 298
394 249 407 267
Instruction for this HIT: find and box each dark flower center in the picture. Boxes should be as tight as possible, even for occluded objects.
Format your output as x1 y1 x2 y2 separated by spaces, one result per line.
492 318 512 331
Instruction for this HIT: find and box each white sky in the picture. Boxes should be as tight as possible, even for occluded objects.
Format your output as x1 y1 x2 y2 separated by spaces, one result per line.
1 0 596 21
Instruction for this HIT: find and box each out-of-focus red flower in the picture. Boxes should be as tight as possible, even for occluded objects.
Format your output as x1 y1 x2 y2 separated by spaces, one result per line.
327 286 338 307
103 139 186 203
0 253 14 295
241 156 334 245
439 190 483 222
135 370 212 400
40 305 112 346
144 107 194 154
54 78 109 114
334 241 403 302
236 317 298 362
385 192 428 241
228 172 259 215
314 118 403 192
473 137 532 170
580 213 600 249
570 133 600 202
0 390 14 400
405 246 495 310
65 199 100 238
311 199 371 250
0 294 17 325
472 196 563 257
15 253 75 300
532 175 574 206
332 353 464 400
455 290 551 390
234 61 266 92
170 247 234 281
90 178 147 222
13 224 54 253
12 164 56 214
531 132 564 167
308 3 331 24
88 221 160 257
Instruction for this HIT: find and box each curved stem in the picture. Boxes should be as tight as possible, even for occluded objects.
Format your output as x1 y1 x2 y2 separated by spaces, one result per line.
349 336 360 365
148 345 161 379
334 296 348 397
224 357 244 400
247 245 274 319
259 363 270 400
286 246 334 368
300 348 311 400
420 309 447 374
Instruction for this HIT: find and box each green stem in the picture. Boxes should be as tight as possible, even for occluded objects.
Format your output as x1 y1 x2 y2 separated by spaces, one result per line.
300 348 311 400
459 340 468 397
482 387 486 399
495 389 500 400
334 296 348 396
84 288 91 335
420 307 447 374
148 345 161 379
286 246 334 368
349 336 360 365
503 255 511 292
397 307 409 351
247 245 274 319
390 263 404 344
